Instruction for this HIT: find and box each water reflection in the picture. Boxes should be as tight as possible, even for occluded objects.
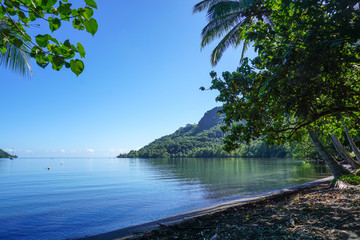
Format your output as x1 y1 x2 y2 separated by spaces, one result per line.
0 157 331 240
141 158 330 200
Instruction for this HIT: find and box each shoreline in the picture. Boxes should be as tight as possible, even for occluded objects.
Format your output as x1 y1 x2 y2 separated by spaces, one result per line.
78 176 334 240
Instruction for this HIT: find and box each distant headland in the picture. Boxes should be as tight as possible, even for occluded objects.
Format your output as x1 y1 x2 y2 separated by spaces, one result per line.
0 149 17 159
117 107 315 159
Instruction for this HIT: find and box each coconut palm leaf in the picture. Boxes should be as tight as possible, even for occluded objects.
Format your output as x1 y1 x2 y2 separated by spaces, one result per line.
240 39 249 63
201 11 246 47
194 0 262 66
206 1 252 19
0 18 32 78
210 18 251 66
0 42 32 78
193 0 223 13
193 0 252 14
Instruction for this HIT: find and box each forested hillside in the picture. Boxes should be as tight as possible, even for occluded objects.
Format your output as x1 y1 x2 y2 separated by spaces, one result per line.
118 107 316 159
0 149 12 158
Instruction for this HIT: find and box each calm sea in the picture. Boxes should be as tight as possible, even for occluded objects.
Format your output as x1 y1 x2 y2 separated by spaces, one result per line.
0 157 330 240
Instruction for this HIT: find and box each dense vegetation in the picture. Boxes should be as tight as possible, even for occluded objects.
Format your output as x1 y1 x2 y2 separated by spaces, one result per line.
0 149 13 158
0 0 98 76
195 0 360 178
118 107 319 159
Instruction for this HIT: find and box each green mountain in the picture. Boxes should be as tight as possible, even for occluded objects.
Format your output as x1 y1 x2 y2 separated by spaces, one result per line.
0 149 13 158
117 107 292 158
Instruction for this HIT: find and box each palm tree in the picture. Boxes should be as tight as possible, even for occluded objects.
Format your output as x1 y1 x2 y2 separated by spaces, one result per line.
0 17 32 78
193 0 268 66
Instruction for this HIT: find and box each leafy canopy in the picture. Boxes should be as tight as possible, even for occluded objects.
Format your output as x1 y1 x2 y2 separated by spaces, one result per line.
193 0 270 66
0 0 98 76
208 0 360 151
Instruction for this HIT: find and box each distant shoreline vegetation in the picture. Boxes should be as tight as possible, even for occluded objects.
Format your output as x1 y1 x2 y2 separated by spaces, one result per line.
0 149 17 159
117 107 319 159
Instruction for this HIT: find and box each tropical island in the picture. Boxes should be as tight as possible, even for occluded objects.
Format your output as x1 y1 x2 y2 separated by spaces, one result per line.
113 0 360 238
0 149 16 159
2 0 360 240
118 107 319 159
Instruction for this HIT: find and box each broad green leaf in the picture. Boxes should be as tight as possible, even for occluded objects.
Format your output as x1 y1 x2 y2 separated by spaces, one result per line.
48 17 61 32
70 59 84 76
58 3 72 15
13 38 23 48
35 56 49 68
52 55 64 67
35 34 50 47
71 9 79 17
63 39 71 47
84 0 97 9
82 7 94 20
29 11 37 21
48 0 58 7
72 18 85 30
0 47 7 54
84 18 98 36
77 42 85 58
17 11 26 19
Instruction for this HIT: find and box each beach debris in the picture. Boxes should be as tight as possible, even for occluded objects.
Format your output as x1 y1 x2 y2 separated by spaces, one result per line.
289 218 295 227
210 233 218 239
158 223 169 228
139 183 360 240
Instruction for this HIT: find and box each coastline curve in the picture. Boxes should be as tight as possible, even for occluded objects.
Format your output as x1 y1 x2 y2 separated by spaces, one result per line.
77 176 333 240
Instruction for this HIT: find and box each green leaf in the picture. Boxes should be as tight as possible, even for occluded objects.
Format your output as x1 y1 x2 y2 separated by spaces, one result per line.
0 7 4 19
84 18 98 36
36 57 49 68
52 55 65 68
64 39 71 47
17 11 26 19
36 34 50 47
0 47 7 54
13 38 23 48
77 42 85 58
29 11 37 21
72 18 85 30
84 0 97 9
71 9 79 17
82 7 94 20
49 17 61 32
58 3 71 13
70 59 84 76
48 0 58 7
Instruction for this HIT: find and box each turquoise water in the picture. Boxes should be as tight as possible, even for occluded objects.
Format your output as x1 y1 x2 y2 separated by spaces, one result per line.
0 157 330 240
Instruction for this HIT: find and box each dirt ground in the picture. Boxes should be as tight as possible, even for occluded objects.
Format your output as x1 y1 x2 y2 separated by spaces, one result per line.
137 182 360 240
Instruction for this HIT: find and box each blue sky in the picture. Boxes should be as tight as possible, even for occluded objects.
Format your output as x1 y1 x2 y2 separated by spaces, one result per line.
0 1 256 157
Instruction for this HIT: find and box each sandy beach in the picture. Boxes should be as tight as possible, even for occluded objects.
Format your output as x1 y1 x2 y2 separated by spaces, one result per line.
79 176 360 240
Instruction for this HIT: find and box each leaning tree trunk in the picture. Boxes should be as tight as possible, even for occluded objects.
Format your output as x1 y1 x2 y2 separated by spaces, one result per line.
341 118 360 163
330 134 360 169
308 129 351 178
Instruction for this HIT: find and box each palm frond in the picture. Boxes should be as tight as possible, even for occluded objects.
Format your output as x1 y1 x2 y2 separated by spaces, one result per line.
0 43 33 78
240 39 250 63
201 11 244 48
194 0 260 66
194 0 253 14
207 0 252 20
210 20 249 66
193 0 223 13
0 18 32 78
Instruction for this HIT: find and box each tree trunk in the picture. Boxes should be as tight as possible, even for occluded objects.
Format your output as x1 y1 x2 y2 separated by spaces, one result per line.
330 134 360 169
308 129 350 178
341 118 360 163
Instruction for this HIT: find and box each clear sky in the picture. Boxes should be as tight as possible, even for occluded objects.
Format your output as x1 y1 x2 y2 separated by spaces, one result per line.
0 1 256 157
